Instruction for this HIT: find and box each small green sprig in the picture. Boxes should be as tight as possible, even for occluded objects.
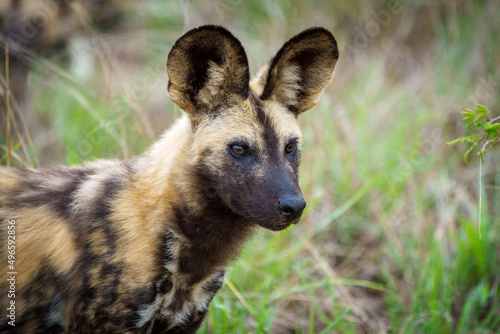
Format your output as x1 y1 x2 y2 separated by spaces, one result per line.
447 105 500 164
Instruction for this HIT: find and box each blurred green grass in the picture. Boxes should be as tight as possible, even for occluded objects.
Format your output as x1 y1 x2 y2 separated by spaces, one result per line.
1 0 500 333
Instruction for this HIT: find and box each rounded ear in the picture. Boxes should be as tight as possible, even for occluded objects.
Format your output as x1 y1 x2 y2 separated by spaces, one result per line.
259 27 339 115
167 25 250 121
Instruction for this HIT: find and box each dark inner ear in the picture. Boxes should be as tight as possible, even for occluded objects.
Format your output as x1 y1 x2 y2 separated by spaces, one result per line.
187 44 223 95
167 25 250 117
290 47 317 97
260 27 339 115
291 48 317 68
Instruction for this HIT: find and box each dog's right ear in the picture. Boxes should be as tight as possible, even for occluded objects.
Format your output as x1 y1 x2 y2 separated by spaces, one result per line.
167 25 250 123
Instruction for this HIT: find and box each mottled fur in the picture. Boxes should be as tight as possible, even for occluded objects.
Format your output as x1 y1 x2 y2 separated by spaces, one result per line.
0 25 338 333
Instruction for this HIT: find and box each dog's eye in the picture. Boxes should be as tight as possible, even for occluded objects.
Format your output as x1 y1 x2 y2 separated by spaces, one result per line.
231 144 248 156
285 143 296 154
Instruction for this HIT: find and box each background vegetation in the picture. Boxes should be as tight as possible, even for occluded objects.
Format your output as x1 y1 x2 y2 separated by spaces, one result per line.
1 0 499 332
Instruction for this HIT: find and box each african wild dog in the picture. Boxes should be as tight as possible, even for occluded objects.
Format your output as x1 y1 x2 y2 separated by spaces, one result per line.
0 25 338 333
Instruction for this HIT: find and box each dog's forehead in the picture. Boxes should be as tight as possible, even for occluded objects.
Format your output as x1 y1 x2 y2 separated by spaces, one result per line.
249 91 302 142
194 91 301 152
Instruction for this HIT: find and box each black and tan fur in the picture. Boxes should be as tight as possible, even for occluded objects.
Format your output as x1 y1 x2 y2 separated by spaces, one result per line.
0 25 338 333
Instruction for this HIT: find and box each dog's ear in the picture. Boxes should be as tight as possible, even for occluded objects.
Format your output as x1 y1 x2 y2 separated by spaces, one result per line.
258 27 339 115
167 25 249 122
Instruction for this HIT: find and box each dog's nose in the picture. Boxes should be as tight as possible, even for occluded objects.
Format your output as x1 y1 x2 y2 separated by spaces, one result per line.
277 194 306 220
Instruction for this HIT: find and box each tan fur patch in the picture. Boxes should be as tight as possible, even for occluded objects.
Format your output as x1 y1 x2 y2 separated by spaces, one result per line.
2 206 78 290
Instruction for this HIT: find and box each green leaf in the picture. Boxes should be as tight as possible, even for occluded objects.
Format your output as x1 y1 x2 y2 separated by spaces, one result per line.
448 104 496 164
485 130 499 139
472 113 485 123
12 141 21 152
484 123 500 131
446 135 478 146
476 104 490 115
478 149 485 163
464 141 479 165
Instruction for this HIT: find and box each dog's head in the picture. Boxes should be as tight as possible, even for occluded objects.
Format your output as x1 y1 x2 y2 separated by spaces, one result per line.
167 25 338 231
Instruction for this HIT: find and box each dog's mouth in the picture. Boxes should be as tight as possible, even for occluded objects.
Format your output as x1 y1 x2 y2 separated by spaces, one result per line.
257 216 302 231
222 193 304 231
265 223 291 231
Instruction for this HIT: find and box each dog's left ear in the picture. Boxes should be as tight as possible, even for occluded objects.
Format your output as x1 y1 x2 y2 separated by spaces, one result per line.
258 27 339 115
